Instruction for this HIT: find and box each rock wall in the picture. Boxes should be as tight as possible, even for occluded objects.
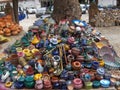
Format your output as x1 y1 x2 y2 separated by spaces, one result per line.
92 9 120 27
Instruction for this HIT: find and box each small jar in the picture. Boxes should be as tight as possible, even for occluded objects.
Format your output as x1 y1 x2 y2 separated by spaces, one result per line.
92 80 100 88
73 78 83 89
85 82 93 89
23 49 30 56
43 80 52 89
34 74 42 81
72 61 81 70
35 80 43 90
92 61 99 70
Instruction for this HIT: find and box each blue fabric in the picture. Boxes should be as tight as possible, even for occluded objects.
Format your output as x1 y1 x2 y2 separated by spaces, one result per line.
34 19 43 26
19 12 26 21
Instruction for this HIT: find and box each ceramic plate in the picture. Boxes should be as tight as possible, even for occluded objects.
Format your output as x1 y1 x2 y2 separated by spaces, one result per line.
102 54 115 62
99 46 113 56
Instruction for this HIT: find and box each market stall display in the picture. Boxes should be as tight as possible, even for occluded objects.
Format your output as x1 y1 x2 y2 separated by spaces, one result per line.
0 15 23 36
0 17 120 90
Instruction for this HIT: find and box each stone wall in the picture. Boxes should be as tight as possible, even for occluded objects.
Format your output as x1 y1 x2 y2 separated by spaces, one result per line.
92 9 120 27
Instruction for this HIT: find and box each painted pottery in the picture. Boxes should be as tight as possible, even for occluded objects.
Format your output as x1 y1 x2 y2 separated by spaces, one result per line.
73 78 83 89
35 80 43 90
31 35 39 45
71 47 80 56
72 61 81 70
35 63 44 73
100 79 110 88
1 70 10 82
24 76 35 88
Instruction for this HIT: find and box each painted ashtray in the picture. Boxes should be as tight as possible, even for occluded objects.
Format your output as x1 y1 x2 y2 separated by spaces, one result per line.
99 46 113 56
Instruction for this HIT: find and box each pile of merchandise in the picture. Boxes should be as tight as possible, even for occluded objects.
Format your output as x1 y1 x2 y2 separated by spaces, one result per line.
0 15 23 36
0 18 120 90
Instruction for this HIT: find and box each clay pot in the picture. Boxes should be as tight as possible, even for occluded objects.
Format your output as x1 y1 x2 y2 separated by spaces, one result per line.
0 30 4 35
71 48 80 56
73 78 83 89
4 28 11 33
12 31 18 35
4 33 11 36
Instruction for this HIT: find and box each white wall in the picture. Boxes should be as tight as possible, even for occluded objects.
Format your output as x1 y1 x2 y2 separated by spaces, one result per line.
19 0 41 9
98 0 117 6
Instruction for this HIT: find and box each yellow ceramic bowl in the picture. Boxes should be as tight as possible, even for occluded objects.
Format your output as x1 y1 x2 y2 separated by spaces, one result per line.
31 48 39 54
23 49 30 55
34 74 42 80
25 55 33 60
98 60 105 67
5 82 13 88
95 42 105 49
16 47 23 52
